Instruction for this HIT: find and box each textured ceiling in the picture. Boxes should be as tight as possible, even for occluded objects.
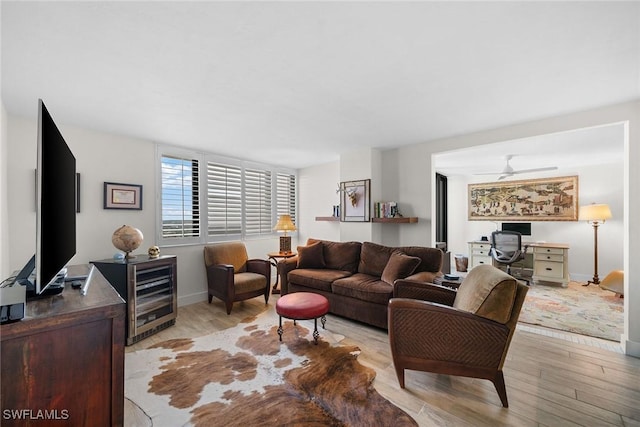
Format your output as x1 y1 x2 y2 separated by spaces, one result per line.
2 2 638 169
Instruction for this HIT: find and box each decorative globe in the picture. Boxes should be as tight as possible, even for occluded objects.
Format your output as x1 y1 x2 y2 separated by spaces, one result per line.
112 225 143 259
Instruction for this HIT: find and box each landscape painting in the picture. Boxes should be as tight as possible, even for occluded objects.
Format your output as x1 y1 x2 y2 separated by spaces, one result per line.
468 176 578 221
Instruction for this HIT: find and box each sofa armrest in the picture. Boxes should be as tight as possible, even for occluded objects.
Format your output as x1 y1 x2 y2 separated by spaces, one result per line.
393 279 457 306
247 258 271 286
278 256 299 294
206 264 235 298
404 270 443 283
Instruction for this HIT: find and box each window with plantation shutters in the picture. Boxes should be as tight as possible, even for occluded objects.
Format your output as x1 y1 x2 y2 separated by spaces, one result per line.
158 146 297 245
207 162 242 238
244 168 272 235
160 155 200 239
276 172 296 224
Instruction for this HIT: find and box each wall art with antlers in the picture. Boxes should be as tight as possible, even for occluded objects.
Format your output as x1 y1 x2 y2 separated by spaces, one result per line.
338 179 371 222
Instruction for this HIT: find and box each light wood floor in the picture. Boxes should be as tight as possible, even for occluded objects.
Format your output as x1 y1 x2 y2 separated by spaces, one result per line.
126 298 640 427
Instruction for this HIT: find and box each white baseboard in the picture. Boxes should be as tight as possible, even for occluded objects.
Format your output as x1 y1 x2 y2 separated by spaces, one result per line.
623 336 640 358
178 291 208 307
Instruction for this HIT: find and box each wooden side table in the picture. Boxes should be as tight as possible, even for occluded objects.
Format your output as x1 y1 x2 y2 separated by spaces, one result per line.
267 252 297 294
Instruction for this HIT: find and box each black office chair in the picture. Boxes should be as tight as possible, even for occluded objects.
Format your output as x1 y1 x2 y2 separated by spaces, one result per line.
490 231 528 283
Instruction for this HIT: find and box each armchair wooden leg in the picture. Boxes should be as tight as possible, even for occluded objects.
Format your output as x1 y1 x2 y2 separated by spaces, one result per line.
492 371 509 408
394 365 406 389
225 301 233 315
208 294 213 303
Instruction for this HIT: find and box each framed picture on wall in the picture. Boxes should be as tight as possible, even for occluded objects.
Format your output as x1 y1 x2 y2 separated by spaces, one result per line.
340 179 371 222
468 175 578 221
104 182 143 210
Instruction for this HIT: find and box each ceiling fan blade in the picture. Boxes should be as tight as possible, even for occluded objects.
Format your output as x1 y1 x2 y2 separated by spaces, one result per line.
510 166 558 174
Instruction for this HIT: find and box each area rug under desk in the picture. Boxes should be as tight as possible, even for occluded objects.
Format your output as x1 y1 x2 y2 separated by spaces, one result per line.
125 309 417 427
518 281 623 342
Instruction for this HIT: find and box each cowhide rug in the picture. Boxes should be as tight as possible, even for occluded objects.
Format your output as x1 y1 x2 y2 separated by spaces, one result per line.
125 309 417 426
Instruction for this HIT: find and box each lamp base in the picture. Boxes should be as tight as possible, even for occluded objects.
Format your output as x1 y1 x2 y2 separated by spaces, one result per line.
279 236 292 254
584 276 601 286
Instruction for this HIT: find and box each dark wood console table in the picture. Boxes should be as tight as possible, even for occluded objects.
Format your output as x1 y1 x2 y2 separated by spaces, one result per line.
0 264 126 426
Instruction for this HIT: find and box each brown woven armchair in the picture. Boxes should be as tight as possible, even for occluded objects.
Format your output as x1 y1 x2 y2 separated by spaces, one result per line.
388 265 528 407
204 242 271 314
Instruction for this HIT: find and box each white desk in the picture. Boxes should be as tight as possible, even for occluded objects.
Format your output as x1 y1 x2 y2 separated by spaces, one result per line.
468 241 569 287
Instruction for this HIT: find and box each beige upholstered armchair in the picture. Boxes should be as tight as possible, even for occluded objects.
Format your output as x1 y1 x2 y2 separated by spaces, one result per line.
388 265 528 407
204 242 271 314
599 270 624 297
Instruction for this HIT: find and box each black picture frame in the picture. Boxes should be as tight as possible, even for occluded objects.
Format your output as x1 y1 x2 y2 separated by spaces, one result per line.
103 182 143 210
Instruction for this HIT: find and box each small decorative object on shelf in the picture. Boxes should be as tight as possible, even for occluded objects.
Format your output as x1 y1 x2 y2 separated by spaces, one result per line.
112 225 143 259
148 246 160 258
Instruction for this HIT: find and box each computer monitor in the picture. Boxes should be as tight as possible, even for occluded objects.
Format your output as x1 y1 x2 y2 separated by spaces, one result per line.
501 222 531 236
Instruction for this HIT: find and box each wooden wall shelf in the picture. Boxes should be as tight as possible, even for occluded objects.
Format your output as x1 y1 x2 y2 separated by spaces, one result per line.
372 217 419 223
315 216 340 222
315 216 418 223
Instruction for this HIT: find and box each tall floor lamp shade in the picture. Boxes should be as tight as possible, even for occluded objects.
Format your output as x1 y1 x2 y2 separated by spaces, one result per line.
579 203 612 286
274 215 297 254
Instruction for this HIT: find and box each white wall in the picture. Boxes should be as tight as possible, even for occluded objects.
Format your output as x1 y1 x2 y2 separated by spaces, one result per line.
5 113 285 306
445 163 624 281
0 102 8 279
297 160 340 244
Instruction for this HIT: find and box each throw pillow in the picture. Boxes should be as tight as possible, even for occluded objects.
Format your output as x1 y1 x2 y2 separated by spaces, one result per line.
381 251 421 285
296 241 326 269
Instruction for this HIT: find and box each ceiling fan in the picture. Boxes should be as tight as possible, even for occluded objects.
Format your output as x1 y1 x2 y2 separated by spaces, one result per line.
475 154 558 180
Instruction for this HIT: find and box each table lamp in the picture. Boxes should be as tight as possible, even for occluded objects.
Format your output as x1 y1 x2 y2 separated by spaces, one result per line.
579 203 612 285
274 215 297 254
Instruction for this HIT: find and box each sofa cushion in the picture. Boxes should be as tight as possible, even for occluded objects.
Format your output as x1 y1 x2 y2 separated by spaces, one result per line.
358 242 395 277
398 246 444 274
453 265 517 324
381 251 421 285
307 238 361 273
288 269 352 293
234 272 268 294
332 273 393 305
296 242 326 269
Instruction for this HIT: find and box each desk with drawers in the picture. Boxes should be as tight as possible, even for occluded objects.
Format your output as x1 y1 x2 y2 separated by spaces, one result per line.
468 241 569 286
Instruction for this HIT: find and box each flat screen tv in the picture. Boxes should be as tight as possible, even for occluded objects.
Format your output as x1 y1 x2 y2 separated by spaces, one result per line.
501 222 531 236
18 99 76 298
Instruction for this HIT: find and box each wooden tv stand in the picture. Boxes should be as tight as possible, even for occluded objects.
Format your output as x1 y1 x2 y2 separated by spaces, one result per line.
0 265 125 426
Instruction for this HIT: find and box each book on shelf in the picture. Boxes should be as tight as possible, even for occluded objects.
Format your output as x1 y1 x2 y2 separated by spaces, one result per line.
374 201 398 218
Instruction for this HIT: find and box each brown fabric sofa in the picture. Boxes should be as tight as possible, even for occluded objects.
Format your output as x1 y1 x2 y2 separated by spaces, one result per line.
279 238 443 329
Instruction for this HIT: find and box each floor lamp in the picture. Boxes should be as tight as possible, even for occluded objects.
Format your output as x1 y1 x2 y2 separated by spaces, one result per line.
579 203 612 286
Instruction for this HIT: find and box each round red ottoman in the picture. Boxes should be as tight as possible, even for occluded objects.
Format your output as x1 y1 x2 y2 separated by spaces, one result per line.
276 292 329 344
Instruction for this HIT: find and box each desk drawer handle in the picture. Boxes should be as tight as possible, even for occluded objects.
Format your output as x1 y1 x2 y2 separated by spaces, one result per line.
547 256 551 259
546 267 553 271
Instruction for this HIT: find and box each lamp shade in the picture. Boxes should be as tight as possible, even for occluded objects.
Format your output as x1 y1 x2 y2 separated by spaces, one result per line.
274 215 297 232
579 204 612 222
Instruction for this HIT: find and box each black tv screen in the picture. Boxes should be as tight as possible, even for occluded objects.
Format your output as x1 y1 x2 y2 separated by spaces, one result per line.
501 222 531 236
34 99 76 295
